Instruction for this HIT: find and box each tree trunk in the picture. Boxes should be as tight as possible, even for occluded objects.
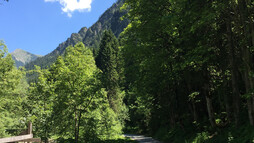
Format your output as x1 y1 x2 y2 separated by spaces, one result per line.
242 50 254 125
242 43 254 125
76 109 83 143
205 95 216 128
187 83 198 122
244 48 254 125
248 4 254 125
226 19 240 125
224 92 231 122
75 107 78 143
238 0 254 125
251 21 254 46
247 98 254 125
192 101 198 122
203 70 216 128
222 73 232 122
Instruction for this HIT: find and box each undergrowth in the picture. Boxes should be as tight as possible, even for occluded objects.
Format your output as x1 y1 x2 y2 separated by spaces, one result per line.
153 123 254 143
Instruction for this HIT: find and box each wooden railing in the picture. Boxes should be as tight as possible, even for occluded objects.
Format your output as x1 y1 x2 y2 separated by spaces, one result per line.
0 122 41 143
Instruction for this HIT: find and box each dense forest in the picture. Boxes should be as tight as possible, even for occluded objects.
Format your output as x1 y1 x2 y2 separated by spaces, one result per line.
1 0 254 143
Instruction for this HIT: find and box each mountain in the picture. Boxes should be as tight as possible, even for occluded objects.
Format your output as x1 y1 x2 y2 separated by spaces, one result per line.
25 0 128 70
11 49 42 68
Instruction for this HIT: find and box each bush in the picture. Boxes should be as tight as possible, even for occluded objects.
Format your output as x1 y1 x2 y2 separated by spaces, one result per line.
192 132 209 143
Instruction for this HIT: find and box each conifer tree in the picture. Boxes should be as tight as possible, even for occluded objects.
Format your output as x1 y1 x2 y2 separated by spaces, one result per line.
96 30 120 112
96 30 128 128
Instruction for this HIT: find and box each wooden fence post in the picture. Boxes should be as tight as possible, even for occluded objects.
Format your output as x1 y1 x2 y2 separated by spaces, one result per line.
28 122 32 134
0 122 41 143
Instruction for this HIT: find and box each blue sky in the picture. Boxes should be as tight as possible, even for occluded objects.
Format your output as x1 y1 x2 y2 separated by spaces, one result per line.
0 0 117 55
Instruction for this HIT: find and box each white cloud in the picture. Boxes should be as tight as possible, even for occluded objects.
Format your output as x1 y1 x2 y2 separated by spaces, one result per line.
45 0 93 17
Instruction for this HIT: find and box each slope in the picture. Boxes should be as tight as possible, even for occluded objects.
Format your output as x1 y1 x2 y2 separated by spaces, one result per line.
11 49 42 68
25 0 128 70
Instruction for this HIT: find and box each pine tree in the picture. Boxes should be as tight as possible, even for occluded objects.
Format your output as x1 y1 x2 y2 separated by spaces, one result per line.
96 30 120 112
96 30 128 129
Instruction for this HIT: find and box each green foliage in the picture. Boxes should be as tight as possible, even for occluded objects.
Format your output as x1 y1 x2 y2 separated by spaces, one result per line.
192 132 209 143
29 42 124 142
96 30 128 130
80 92 123 142
122 0 186 135
188 92 201 103
27 65 55 139
3 0 254 142
51 43 99 138
0 41 27 137
152 124 254 143
120 0 254 142
205 124 254 143
96 30 120 111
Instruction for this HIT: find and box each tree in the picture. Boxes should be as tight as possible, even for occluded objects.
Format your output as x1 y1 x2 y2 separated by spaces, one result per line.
52 42 98 142
121 0 234 136
96 30 127 117
0 41 27 137
29 42 124 142
121 0 185 133
32 42 98 142
28 66 55 142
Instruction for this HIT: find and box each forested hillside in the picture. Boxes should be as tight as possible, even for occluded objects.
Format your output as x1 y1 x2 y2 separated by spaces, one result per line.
1 0 254 143
25 0 128 70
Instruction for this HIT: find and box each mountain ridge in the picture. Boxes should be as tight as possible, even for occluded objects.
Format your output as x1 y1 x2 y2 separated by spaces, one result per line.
11 49 42 68
25 0 128 70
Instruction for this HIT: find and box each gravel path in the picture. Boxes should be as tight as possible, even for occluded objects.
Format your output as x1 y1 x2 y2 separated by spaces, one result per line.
124 134 162 143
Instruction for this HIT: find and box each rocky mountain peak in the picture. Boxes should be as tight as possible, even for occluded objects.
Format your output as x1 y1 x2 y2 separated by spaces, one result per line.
11 49 42 68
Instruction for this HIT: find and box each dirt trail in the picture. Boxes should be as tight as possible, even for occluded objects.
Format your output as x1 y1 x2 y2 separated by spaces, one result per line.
124 134 162 143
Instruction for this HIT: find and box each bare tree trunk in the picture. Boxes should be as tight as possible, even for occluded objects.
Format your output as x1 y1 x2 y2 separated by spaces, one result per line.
251 21 254 46
248 4 254 126
226 19 240 125
193 101 198 122
247 99 254 125
238 0 254 126
205 95 216 128
224 93 231 122
203 70 216 128
76 109 83 143
222 75 232 122
187 83 198 122
242 48 254 125
75 107 78 143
